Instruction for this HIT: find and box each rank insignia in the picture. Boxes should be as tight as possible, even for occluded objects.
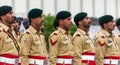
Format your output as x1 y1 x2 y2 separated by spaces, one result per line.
98 41 105 46
50 39 57 46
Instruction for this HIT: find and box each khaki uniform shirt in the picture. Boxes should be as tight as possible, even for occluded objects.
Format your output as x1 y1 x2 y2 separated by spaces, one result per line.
94 29 119 65
0 22 19 55
115 31 120 55
73 28 95 65
49 27 74 65
20 25 47 65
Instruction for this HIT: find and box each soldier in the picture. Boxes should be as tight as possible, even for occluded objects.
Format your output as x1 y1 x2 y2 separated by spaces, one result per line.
49 11 74 65
115 18 120 52
73 12 95 65
19 8 48 65
94 15 120 65
0 6 20 65
11 16 21 42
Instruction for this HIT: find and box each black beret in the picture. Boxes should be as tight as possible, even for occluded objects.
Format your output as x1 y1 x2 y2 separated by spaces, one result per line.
98 15 113 26
116 18 120 26
28 8 42 18
0 5 12 16
74 12 87 23
56 11 71 20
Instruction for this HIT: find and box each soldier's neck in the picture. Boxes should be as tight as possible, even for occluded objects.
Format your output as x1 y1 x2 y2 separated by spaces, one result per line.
103 28 112 34
79 26 89 33
1 20 11 28
59 26 69 32
31 24 40 32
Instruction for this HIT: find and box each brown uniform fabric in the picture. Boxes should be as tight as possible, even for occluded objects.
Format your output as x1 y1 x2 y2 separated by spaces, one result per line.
20 25 47 65
115 31 120 51
73 28 95 65
115 31 120 64
49 27 74 65
94 29 120 65
0 22 19 55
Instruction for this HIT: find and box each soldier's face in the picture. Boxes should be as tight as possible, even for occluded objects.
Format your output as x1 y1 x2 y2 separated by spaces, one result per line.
11 21 20 31
61 17 72 30
5 11 14 24
33 16 44 27
82 16 91 28
105 20 115 31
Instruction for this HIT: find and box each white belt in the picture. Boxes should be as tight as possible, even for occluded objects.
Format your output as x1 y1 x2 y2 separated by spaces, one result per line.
104 59 118 64
29 58 44 65
0 56 17 64
82 55 95 61
57 58 73 64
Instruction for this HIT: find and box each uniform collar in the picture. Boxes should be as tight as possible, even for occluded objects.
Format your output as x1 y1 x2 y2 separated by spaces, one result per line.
77 28 89 35
29 25 38 34
101 29 114 37
0 22 10 32
58 27 70 34
29 25 43 34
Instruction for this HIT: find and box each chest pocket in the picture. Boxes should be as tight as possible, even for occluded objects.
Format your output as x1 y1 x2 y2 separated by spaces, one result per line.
62 36 70 45
85 39 92 44
5 36 12 44
33 37 40 46
107 39 113 47
84 35 92 44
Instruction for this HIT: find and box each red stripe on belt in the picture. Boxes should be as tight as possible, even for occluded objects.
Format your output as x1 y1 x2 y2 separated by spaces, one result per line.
57 56 74 59
104 56 120 59
82 52 95 55
29 56 46 59
0 54 19 58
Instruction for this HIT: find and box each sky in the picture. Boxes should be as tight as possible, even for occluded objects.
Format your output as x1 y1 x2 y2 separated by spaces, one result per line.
0 0 120 18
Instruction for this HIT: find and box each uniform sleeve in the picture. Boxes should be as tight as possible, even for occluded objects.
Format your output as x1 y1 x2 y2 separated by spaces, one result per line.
19 34 31 65
115 36 120 49
0 31 3 52
73 35 83 65
49 34 59 65
94 36 106 65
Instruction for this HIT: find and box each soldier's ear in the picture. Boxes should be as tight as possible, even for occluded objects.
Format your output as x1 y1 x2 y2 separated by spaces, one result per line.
59 19 63 25
78 21 82 25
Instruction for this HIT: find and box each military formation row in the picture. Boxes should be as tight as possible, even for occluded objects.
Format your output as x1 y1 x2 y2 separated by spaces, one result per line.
0 5 120 65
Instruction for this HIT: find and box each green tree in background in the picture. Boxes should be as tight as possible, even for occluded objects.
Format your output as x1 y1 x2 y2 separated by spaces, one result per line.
43 14 55 43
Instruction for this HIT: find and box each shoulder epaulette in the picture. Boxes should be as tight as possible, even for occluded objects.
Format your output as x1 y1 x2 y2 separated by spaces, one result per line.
101 36 105 38
26 31 30 34
52 30 59 35
76 34 80 36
